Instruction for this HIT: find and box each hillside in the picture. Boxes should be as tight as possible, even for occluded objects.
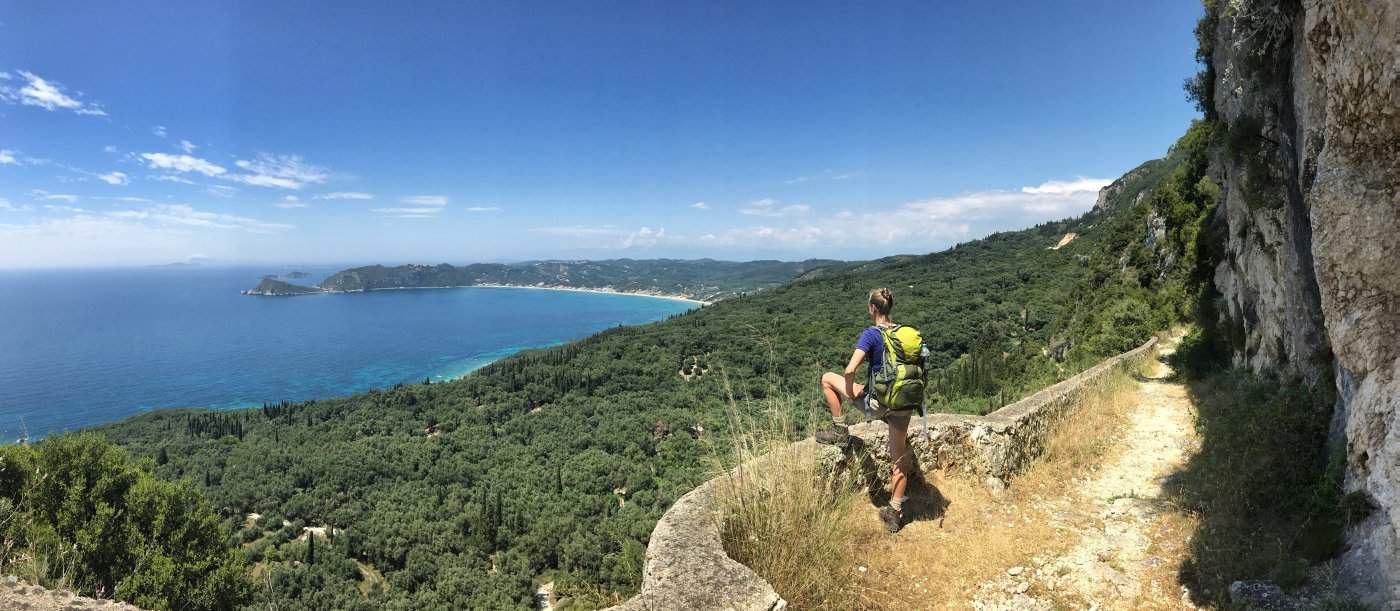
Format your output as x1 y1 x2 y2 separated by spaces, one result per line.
243 259 842 302
242 276 324 296
90 159 1182 609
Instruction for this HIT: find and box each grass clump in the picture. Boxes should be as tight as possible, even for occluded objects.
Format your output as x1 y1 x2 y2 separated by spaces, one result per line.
711 390 864 610
1170 360 1355 605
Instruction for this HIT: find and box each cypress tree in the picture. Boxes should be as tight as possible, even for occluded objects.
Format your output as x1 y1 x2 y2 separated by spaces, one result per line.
307 531 316 565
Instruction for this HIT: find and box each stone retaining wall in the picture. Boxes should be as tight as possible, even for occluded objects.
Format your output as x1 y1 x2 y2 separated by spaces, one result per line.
608 337 1157 611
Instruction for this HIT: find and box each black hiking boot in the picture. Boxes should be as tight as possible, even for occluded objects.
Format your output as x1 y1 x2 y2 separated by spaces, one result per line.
879 506 903 533
815 423 850 448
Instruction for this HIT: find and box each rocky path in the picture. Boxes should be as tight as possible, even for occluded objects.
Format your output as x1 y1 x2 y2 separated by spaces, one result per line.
971 342 1200 610
1 576 143 610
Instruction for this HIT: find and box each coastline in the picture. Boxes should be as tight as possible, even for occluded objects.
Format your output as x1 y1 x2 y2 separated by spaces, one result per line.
245 282 713 306
470 283 711 306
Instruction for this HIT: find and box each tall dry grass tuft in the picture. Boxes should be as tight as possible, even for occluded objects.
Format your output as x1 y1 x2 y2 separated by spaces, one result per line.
852 354 1147 608
710 375 864 610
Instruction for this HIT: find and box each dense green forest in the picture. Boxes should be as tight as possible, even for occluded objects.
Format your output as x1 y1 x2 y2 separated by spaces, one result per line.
247 259 842 302
86 145 1207 609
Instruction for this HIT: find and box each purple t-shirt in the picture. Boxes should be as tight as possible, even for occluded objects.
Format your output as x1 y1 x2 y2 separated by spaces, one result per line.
856 326 886 381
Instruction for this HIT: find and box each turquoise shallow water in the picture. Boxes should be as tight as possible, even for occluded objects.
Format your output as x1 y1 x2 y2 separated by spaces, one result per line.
0 266 696 442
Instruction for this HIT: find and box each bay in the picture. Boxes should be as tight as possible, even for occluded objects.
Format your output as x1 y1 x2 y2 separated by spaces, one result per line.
0 266 697 443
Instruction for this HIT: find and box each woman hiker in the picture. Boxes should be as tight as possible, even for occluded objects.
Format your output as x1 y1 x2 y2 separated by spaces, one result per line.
817 287 914 533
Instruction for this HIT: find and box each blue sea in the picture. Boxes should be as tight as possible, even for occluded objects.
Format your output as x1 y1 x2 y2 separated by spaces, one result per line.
0 266 697 443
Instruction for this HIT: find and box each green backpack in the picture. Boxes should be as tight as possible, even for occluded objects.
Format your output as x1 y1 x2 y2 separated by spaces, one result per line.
864 324 928 420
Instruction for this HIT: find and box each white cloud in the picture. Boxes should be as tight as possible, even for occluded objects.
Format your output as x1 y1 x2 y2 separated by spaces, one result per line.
10 71 107 116
399 195 448 206
0 198 33 212
140 153 227 177
44 204 87 213
370 196 449 217
690 201 709 210
229 153 328 190
0 150 15 165
177 140 197 153
691 176 1108 255
103 145 118 154
466 206 500 212
108 204 292 234
620 226 666 248
314 191 374 200
529 225 620 237
528 224 669 249
740 198 810 218
206 185 238 198
784 169 859 185
152 125 167 138
31 190 78 203
370 207 442 216
150 174 196 185
0 72 10 80
1020 177 1111 195
275 196 307 209
97 171 128 186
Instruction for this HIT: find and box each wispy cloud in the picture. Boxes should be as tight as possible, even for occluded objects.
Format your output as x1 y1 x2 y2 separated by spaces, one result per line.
690 201 709 210
314 191 374 200
97 171 128 186
177 140 197 154
152 125 168 138
30 190 78 204
466 206 500 212
784 169 860 185
0 150 15 165
274 196 307 209
529 224 669 249
529 225 620 237
206 185 238 198
140 153 227 177
701 177 1109 252
228 153 328 190
371 195 449 218
108 204 292 234
150 174 196 185
4 71 107 116
0 198 33 212
400 195 448 206
103 145 118 154
740 198 810 218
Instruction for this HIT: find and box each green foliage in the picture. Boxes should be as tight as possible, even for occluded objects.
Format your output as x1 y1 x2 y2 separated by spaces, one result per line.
285 258 842 302
1171 367 1353 605
0 433 251 610
1056 119 1219 364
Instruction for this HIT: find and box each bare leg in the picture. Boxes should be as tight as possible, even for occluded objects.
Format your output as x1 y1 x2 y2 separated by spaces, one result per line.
888 415 912 506
819 372 846 419
817 373 863 446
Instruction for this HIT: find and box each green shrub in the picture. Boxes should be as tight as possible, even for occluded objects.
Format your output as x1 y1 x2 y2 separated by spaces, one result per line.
1173 369 1345 604
0 434 251 610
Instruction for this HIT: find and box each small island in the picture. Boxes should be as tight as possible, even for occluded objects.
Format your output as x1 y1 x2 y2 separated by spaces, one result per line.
242 277 326 296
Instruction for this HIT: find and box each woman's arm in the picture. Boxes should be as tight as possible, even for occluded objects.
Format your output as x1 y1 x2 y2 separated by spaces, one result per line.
844 349 866 398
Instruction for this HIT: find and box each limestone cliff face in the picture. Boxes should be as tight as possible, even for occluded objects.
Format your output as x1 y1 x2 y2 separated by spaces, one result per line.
1207 0 1398 605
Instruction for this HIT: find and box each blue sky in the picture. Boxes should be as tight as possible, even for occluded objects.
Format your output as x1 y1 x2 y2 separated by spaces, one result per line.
0 1 1203 268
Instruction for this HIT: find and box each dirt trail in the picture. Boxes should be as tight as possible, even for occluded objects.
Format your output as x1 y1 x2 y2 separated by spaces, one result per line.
970 339 1199 610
